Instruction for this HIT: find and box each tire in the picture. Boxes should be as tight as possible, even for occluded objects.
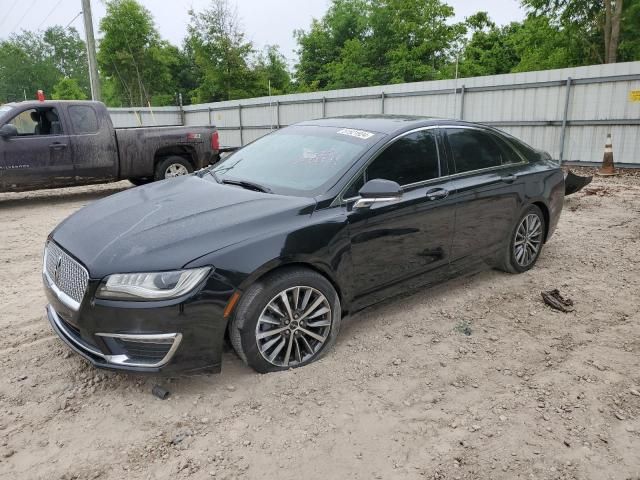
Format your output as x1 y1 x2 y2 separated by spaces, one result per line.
154 155 193 181
229 267 342 373
498 204 546 274
129 177 153 186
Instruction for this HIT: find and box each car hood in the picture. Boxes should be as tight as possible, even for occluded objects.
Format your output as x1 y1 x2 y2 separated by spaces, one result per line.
51 175 316 278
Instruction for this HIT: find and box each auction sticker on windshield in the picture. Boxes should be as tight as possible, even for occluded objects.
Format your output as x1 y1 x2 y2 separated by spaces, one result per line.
337 128 375 140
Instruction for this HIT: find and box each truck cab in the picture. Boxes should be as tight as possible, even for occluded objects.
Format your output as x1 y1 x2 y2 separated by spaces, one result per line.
0 100 218 192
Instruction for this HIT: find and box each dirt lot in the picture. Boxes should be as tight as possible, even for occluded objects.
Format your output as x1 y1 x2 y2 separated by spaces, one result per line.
1 171 639 480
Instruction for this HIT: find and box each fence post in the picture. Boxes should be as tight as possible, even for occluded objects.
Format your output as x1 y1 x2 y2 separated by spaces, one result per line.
322 97 326 118
380 92 385 114
207 106 212 127
559 77 572 163
238 104 243 146
276 100 280 129
459 85 466 120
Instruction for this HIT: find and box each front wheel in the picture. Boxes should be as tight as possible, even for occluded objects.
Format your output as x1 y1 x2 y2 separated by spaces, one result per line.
498 205 546 273
229 267 341 373
154 156 193 181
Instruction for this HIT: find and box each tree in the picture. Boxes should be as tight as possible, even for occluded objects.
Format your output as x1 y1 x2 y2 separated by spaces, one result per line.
186 0 256 102
294 0 465 89
520 0 639 63
98 0 178 106
457 13 521 77
0 27 89 103
52 78 88 100
252 46 292 96
294 0 370 89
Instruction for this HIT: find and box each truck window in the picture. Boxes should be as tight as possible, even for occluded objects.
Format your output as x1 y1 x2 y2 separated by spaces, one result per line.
69 105 99 134
9 107 63 136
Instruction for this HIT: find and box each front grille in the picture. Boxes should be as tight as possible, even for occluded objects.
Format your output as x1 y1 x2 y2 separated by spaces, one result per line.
44 241 89 306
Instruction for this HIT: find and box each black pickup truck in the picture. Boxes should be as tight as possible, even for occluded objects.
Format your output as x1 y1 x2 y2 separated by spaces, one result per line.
0 100 219 192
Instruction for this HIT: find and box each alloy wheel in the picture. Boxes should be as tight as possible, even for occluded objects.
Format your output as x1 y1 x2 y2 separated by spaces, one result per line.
255 286 332 367
514 213 543 267
164 163 189 178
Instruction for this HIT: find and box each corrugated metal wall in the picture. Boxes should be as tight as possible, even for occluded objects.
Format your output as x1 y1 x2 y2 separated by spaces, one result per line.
109 61 640 165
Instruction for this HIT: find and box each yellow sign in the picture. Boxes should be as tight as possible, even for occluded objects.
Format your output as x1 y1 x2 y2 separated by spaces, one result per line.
630 90 640 102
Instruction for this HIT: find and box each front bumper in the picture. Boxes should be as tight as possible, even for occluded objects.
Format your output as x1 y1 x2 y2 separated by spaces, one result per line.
44 261 235 374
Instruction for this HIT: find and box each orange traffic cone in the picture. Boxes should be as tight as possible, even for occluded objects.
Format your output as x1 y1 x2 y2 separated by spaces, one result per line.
597 133 617 176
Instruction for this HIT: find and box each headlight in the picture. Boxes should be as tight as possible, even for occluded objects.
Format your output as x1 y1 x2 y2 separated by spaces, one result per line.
96 267 211 301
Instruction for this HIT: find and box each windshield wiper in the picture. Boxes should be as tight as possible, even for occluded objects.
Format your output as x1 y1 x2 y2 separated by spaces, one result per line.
221 178 273 194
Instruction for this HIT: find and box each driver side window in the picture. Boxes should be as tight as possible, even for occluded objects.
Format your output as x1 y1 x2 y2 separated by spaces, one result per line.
9 107 63 136
343 129 440 198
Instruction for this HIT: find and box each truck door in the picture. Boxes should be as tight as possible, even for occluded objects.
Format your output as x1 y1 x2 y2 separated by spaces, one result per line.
0 106 75 190
67 104 117 183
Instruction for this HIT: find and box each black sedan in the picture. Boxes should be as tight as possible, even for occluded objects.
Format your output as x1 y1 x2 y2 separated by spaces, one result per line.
43 116 564 374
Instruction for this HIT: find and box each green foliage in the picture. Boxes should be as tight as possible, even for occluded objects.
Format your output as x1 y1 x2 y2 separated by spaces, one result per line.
52 78 88 100
98 0 179 106
186 0 256 102
294 0 465 90
0 27 88 103
252 46 293 96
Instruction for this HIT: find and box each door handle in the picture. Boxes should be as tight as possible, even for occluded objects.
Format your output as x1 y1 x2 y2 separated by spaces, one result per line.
49 142 67 150
425 188 449 201
500 174 517 183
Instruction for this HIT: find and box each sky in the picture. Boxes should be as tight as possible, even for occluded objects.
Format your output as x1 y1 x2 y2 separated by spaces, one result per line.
0 0 526 61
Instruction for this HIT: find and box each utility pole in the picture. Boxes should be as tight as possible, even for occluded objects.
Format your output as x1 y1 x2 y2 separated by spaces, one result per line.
82 0 101 101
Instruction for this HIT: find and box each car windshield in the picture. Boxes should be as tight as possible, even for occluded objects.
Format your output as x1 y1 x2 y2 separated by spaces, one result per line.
211 125 381 196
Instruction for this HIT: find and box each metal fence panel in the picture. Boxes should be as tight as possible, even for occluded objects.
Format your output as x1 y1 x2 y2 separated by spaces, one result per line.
108 61 640 164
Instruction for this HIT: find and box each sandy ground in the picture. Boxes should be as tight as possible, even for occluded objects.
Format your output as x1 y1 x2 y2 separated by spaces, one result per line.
0 173 639 480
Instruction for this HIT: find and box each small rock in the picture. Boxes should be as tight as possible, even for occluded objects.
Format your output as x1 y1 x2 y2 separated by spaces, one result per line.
564 440 571 447
489 336 498 342
392 358 402 366
629 389 640 397
226 385 236 392
614 412 626 421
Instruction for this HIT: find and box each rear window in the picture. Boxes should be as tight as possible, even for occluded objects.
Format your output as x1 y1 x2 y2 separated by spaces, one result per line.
69 105 99 134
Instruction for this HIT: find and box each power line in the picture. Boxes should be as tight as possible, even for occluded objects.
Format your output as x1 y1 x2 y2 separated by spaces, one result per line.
38 0 65 30
66 11 83 28
8 0 38 35
0 2 19 31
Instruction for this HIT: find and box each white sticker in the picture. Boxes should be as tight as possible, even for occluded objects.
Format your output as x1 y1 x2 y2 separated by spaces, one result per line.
337 128 375 140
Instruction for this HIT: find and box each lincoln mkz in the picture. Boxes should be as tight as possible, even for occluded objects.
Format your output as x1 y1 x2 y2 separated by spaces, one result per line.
43 116 564 374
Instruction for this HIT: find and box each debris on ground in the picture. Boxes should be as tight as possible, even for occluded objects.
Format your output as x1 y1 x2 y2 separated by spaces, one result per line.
584 186 613 196
151 384 170 400
564 170 593 196
541 289 575 312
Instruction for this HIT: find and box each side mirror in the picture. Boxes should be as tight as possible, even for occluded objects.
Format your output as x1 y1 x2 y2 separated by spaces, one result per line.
0 124 18 139
354 179 402 209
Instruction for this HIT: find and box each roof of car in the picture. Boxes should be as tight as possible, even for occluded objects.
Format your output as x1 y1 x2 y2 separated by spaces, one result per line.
296 115 482 135
2 100 104 109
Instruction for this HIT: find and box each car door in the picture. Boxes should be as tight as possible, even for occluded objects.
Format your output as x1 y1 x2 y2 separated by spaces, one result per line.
344 128 455 308
442 127 527 273
0 106 75 190
67 104 118 183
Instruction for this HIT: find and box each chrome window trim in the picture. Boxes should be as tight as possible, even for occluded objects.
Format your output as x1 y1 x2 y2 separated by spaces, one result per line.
335 125 443 206
336 124 529 206
443 124 530 169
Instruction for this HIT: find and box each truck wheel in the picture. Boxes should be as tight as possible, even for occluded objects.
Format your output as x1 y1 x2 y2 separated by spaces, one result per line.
155 156 193 181
129 177 152 186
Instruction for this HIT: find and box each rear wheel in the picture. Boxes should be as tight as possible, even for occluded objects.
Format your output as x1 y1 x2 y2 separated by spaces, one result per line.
498 205 546 273
229 267 341 373
154 156 193 181
129 177 152 186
